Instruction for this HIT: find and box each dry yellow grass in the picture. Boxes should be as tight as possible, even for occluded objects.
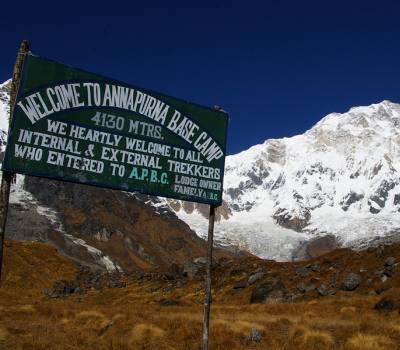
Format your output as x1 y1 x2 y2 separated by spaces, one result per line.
302 310 319 320
290 324 335 350
390 321 400 334
1 240 400 349
16 304 36 313
0 327 8 342
131 323 166 340
74 310 111 333
345 333 395 350
130 323 168 349
213 318 264 334
340 306 357 314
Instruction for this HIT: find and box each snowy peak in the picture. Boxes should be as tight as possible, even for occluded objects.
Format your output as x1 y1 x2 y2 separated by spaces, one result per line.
171 100 400 260
226 100 400 226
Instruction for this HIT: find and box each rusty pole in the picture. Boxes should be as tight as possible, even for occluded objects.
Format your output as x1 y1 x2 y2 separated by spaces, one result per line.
0 40 30 285
201 204 216 350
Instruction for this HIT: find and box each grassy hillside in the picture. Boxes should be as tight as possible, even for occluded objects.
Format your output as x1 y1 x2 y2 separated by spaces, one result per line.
1 240 400 349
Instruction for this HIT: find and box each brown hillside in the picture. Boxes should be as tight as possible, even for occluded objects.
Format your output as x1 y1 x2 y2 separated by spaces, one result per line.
6 176 233 273
1 240 400 349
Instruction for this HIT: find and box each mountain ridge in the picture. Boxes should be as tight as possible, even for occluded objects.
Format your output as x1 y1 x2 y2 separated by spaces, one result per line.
1 78 400 262
169 99 400 260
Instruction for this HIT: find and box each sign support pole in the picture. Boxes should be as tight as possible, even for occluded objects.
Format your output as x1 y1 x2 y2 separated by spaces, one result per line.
201 204 216 350
0 40 30 285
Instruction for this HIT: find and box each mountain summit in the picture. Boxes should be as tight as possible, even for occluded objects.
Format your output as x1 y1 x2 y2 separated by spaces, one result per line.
172 100 400 260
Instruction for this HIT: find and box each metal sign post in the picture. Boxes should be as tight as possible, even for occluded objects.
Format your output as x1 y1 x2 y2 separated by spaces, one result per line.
0 40 30 284
201 204 216 350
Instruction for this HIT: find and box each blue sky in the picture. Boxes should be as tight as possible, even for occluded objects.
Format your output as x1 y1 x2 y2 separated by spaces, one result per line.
1 0 399 154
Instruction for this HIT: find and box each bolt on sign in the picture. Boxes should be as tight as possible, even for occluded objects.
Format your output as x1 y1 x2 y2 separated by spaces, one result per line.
2 54 228 205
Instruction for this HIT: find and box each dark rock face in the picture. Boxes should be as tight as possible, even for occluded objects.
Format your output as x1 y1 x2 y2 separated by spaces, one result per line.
183 261 201 278
233 279 248 290
368 180 397 214
340 273 362 291
317 284 335 296
248 272 264 285
271 173 286 191
307 236 339 259
394 194 400 206
295 267 309 278
296 283 316 294
78 269 127 290
310 264 321 272
384 257 396 267
164 263 184 280
374 298 394 312
6 201 109 272
292 235 339 261
43 269 130 298
9 176 222 273
340 192 364 211
273 207 310 232
182 257 218 278
43 279 80 298
250 278 286 303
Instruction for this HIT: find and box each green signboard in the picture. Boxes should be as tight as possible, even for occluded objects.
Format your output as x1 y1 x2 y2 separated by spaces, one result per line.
3 54 228 205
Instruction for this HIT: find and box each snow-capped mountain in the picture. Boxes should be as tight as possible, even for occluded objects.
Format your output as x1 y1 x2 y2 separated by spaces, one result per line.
171 100 400 260
2 76 400 262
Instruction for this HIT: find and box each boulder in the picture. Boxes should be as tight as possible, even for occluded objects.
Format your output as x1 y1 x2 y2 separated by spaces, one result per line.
295 267 309 277
317 284 335 296
374 298 394 312
164 263 184 280
247 328 262 343
375 286 391 295
193 257 207 265
250 267 263 275
248 272 264 285
383 266 395 277
159 299 180 306
183 262 201 278
310 264 321 272
250 278 286 303
305 236 339 259
183 257 218 278
44 279 79 298
384 257 396 267
233 279 248 290
340 273 362 291
109 279 126 288
296 282 316 293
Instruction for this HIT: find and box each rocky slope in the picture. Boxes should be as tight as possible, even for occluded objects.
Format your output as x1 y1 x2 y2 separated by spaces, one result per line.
0 79 223 272
170 100 400 260
1 239 400 349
